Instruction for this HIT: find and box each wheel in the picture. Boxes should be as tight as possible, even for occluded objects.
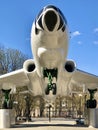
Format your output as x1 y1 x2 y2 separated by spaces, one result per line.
45 87 49 95
45 84 52 95
45 85 49 95
52 83 57 95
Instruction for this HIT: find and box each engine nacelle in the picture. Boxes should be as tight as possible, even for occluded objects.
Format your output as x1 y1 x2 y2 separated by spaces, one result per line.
64 60 76 77
23 59 42 96
23 59 36 73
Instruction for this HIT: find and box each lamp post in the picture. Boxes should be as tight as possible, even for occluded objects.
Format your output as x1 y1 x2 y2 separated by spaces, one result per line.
48 104 52 122
46 104 52 122
24 95 30 121
79 94 82 118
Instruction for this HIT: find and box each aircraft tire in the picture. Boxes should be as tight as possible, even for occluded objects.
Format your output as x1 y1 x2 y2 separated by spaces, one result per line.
45 85 49 95
52 83 57 95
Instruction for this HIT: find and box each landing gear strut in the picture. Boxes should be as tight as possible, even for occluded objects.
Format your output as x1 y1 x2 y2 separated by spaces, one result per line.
45 83 57 95
43 68 57 95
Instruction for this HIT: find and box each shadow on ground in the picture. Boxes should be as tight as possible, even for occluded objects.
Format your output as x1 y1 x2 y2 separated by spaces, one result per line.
11 122 88 128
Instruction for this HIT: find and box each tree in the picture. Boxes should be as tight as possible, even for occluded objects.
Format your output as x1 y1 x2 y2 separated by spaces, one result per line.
0 46 28 74
0 46 28 109
6 48 27 71
0 46 8 74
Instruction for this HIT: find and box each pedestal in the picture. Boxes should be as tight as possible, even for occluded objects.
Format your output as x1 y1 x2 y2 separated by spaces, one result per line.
0 109 11 128
89 108 98 128
95 108 98 128
10 109 15 125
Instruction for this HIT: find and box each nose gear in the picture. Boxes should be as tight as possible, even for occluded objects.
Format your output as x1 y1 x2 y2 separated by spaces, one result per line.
45 83 57 95
43 69 57 95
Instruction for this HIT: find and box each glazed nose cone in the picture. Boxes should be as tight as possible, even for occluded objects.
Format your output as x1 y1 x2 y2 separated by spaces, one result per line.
44 10 57 31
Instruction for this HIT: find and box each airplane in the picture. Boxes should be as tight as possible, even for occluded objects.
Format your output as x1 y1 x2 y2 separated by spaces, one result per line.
0 5 98 103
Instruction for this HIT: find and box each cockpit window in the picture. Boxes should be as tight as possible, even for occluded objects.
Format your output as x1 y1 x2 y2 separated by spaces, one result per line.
35 15 44 35
62 25 65 32
58 15 64 30
44 5 58 11
35 5 67 32
38 15 44 30
35 9 44 30
36 9 43 20
57 8 67 25
45 11 57 31
45 5 67 25
45 5 67 31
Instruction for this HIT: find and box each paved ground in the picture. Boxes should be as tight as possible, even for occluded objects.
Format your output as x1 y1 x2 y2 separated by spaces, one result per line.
2 118 98 130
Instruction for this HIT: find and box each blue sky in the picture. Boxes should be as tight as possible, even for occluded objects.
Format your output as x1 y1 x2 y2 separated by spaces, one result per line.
0 0 98 75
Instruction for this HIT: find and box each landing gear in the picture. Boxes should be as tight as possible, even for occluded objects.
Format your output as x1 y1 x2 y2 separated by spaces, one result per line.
45 84 51 95
52 83 57 95
43 68 57 95
45 83 57 95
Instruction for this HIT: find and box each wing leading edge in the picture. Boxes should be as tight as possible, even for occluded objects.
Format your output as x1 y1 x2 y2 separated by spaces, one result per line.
0 69 29 89
71 69 98 89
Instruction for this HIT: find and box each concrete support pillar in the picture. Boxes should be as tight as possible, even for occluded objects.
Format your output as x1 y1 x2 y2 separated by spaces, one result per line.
10 109 15 125
89 108 98 128
95 108 98 128
0 109 11 128
0 109 15 128
89 109 96 127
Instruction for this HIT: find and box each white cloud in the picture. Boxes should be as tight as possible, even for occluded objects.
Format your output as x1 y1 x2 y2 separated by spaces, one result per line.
93 28 98 33
77 41 82 45
93 41 98 45
71 31 81 38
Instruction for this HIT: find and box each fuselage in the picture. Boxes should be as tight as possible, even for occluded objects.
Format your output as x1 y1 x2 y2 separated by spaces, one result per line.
30 5 69 101
31 5 69 76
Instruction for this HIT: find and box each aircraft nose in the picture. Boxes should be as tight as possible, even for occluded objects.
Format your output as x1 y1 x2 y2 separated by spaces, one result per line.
44 10 57 31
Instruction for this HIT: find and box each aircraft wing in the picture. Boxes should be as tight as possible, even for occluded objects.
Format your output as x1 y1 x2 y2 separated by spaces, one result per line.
0 59 43 96
71 69 98 89
0 69 29 89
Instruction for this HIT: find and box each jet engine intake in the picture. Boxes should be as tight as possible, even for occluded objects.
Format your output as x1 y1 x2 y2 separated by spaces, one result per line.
23 59 36 73
64 60 76 77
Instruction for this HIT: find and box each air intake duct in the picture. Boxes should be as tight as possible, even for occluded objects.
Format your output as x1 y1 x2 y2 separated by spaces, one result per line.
64 60 76 77
23 59 36 73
